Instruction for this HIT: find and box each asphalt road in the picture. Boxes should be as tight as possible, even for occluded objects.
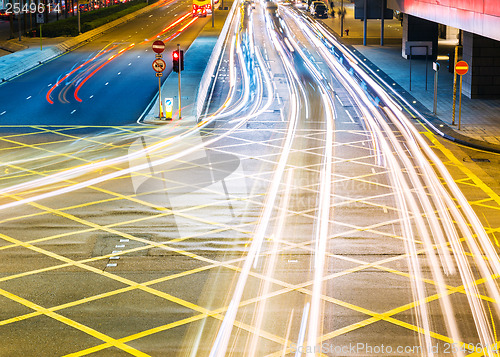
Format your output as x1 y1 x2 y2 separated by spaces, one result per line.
1 0 500 356
0 0 209 127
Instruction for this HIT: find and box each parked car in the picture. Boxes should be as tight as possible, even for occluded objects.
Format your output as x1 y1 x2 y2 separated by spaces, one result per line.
0 9 12 20
310 1 327 18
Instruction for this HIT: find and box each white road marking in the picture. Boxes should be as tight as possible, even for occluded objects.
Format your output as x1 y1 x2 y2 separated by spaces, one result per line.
335 94 343 105
0 111 6 115
106 263 117 267
70 110 76 114
26 96 31 100
345 109 355 123
105 82 109 85
89 95 94 99
117 72 121 75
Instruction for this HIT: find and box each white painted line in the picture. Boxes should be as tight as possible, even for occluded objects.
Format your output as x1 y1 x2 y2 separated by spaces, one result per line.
109 256 120 260
105 82 109 86
26 96 31 100
70 110 76 114
335 94 344 106
345 109 355 123
106 263 117 267
128 63 132 66
120 239 129 242
111 250 122 254
0 111 6 116
115 244 125 248
280 108 284 122
48 83 52 87
276 93 281 104
89 95 94 99
117 72 121 75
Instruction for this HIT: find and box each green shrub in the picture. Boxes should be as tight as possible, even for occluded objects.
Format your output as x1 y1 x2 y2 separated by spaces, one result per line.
35 0 151 37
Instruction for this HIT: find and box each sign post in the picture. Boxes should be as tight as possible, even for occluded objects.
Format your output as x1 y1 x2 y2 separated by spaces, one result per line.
36 13 44 50
451 45 461 125
152 40 166 120
152 58 166 119
455 60 468 130
432 61 439 114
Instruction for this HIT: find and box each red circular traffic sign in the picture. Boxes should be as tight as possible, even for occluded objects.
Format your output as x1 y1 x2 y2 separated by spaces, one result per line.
152 40 165 54
152 59 166 72
455 60 469 76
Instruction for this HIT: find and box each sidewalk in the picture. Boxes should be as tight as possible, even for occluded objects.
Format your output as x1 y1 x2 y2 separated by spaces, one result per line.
320 3 500 153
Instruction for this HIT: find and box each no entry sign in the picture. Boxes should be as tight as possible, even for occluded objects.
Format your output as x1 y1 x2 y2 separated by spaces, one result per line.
152 40 165 54
455 60 469 76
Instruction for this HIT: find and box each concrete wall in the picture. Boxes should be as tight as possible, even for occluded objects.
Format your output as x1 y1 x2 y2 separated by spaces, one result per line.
462 31 500 98
387 0 500 42
401 14 438 59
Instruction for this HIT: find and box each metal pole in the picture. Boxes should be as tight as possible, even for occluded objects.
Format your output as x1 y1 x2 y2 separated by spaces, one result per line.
363 0 367 46
433 64 438 114
458 74 463 130
425 47 428 91
158 75 163 119
380 0 384 46
40 24 42 50
409 47 412 91
452 45 459 125
18 0 22 41
211 0 214 27
340 0 343 37
77 0 81 34
177 43 182 119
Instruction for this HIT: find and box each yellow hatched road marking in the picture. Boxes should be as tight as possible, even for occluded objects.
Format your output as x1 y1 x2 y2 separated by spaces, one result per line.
0 286 149 356
424 132 500 207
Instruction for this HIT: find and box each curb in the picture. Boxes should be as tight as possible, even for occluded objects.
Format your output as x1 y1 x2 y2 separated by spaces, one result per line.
0 0 166 83
319 20 500 155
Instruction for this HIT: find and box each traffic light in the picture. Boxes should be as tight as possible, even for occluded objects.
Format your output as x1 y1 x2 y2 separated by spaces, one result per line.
172 50 184 73
173 50 180 73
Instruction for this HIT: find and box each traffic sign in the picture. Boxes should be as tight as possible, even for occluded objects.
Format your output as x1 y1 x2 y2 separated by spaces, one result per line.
152 40 165 54
155 72 163 77
165 97 173 119
152 59 166 72
36 13 44 24
455 60 469 76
